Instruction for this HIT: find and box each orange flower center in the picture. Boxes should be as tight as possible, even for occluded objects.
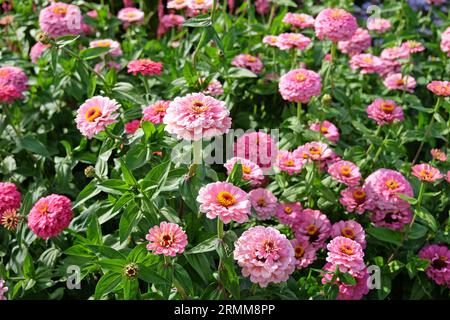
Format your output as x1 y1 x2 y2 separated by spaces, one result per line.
295 15 305 22
176 0 184 3
330 10 343 18
242 165 252 174
159 234 173 248
257 197 266 206
339 165 352 176
155 105 168 113
38 202 49 215
283 159 295 167
380 102 395 113
263 240 275 253
269 37 277 43
0 69 9 77
284 206 293 214
340 245 354 255
217 191 236 207
309 146 322 155
385 179 399 190
362 57 373 63
294 245 304 258
306 224 318 235
85 106 102 122
192 101 209 113
295 73 306 82
353 189 366 201
53 5 67 15
246 55 256 62
341 227 355 240
419 169 433 180
407 41 420 48
320 126 329 134
195 0 204 4
96 40 111 47
396 79 404 86
125 12 138 18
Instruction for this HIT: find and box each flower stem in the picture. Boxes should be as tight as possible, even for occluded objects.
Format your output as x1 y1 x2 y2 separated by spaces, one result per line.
217 218 224 240
366 126 382 155
297 102 302 123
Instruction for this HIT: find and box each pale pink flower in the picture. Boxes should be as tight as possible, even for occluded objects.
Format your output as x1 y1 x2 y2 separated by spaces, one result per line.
30 42 51 63
142 100 170 124
298 141 334 162
87 10 98 19
263 35 280 48
309 120 340 142
370 207 412 230
276 202 303 226
366 98 404 125
427 81 450 96
203 79 224 96
446 171 450 183
276 150 303 175
0 279 8 301
125 120 141 134
160 14 185 29
326 236 365 276
380 46 410 61
440 27 450 57
282 13 314 29
187 0 213 10
383 73 416 92
431 149 447 162
234 132 278 170
127 59 163 76
75 96 120 139
197 182 250 224
294 209 331 249
411 164 443 182
331 220 366 249
117 7 144 24
322 263 370 300
339 186 373 215
145 221 188 257
248 188 277 220
89 39 122 57
0 182 21 220
224 157 264 187
167 0 188 10
314 8 358 42
39 2 83 38
338 28 371 56
418 244 450 287
349 53 385 74
367 18 391 33
28 194 73 239
163 93 231 141
401 40 425 54
231 54 263 74
290 239 317 269
279 68 322 103
327 160 361 187
233 226 296 288
276 33 312 51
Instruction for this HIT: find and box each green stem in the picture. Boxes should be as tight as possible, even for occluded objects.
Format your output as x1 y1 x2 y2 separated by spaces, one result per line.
372 130 390 164
217 218 224 240
297 102 302 123
366 126 382 155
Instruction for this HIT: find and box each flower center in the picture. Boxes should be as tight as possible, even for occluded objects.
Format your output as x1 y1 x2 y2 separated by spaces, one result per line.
419 169 433 180
353 189 366 203
257 197 266 207
192 101 209 113
246 55 256 62
242 165 252 174
385 179 399 190
176 0 184 3
320 126 329 134
407 41 419 48
380 102 395 113
37 202 49 215
341 227 355 240
362 57 373 63
96 40 111 47
396 79 404 86
0 69 9 77
309 146 322 155
195 0 204 4
330 10 343 18
269 37 277 43
155 105 168 113
295 73 306 82
306 224 318 236
295 15 305 22
283 206 293 214
294 245 304 258
217 191 236 207
263 240 275 253
340 245 354 255
160 234 173 248
431 256 447 270
125 12 138 18
283 159 295 167
339 165 352 176
85 106 102 122
53 5 67 15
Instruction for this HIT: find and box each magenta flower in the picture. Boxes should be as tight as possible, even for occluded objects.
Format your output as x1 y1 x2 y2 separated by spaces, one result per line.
124 120 141 134
28 194 73 239
224 157 264 187
248 188 277 220
275 202 303 226
322 263 370 300
431 149 447 162
310 120 340 142
279 68 322 103
145 221 188 257
231 54 263 74
282 13 315 29
338 28 371 56
401 40 425 54
440 27 450 57
383 73 416 92
314 8 358 42
339 186 373 215
367 18 391 33
233 226 296 288
293 209 331 249
142 100 170 124
197 182 250 224
0 66 28 92
30 42 51 63
290 238 317 269
89 39 122 57
411 164 443 182
0 279 8 301
234 132 278 170
0 182 21 220
38 2 83 38
427 81 450 96
127 59 163 76
366 98 404 125
203 79 224 96
380 46 410 61
326 236 366 276
331 220 366 249
418 244 450 287
0 85 22 103
276 150 303 175
370 207 412 230
327 160 362 187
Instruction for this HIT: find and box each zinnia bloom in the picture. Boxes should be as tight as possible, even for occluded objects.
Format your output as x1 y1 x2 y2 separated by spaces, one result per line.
338 28 371 56
197 182 251 224
440 26 450 57
427 81 450 96
380 46 410 61
30 42 51 63
145 221 188 257
231 54 263 74
367 18 391 33
263 35 280 48
89 39 122 57
163 93 231 141
296 141 334 162
276 33 312 51
314 8 358 42
233 226 296 288
203 79 224 96
327 160 362 187
282 13 314 29
39 2 83 38
349 53 385 74
431 149 447 162
0 279 8 301
331 220 366 249
411 164 443 182
383 73 416 92
370 207 412 230
309 120 340 142
339 186 373 214
290 239 317 269
294 209 331 249
224 157 264 187
418 244 450 287
0 66 28 92
366 98 404 125
248 188 277 220
1 209 21 231
0 85 22 103
401 40 425 54
322 263 370 300
234 132 278 170
276 150 303 175
167 0 188 10
142 100 170 124
75 96 120 139
124 119 141 134
28 194 73 239
275 202 303 226
117 7 144 24
279 68 322 103
326 236 366 275
0 182 21 220
127 59 163 76
187 0 213 10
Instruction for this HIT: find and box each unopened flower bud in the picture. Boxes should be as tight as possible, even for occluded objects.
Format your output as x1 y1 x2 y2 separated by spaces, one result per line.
322 93 332 106
37 31 51 45
84 166 95 178
123 263 139 278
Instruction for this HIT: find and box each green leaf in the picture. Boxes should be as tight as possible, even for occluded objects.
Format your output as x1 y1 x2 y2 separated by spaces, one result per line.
415 208 438 232
20 135 51 157
123 277 139 300
119 203 140 243
98 179 130 195
366 227 403 246
97 259 125 273
339 272 356 285
80 46 111 60
227 67 257 78
94 271 122 299
120 158 138 186
187 236 219 254
86 214 102 244
183 14 212 27
138 265 166 284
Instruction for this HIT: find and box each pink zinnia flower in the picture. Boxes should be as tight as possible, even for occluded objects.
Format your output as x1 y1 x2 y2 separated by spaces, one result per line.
117 7 144 24
349 53 385 74
255 0 269 14
203 79 224 96
167 0 188 9
314 8 358 42
276 202 303 226
38 2 83 38
248 188 277 220
380 46 410 61
0 85 22 103
75 96 120 139
411 164 443 182
370 207 412 230
298 141 334 162
326 236 365 275
338 28 371 56
339 186 373 215
87 10 98 19
446 171 450 183
197 182 250 224
163 93 231 141
94 61 121 73
125 119 141 134
263 35 280 48
127 59 163 76
418 244 450 287
366 98 404 125
276 150 303 175
187 0 213 10
231 54 263 74
224 157 264 187
28 194 73 239
142 100 170 124
233 226 296 288
0 66 28 92
383 73 416 92
322 263 370 300
401 40 425 54
279 68 322 103
234 132 278 170
0 182 21 220
328 160 362 187
0 279 8 301
440 27 450 57
431 149 447 162
282 13 314 29
309 120 340 142
367 18 391 33
89 39 122 57
145 221 188 257
30 42 51 63
331 220 366 249
427 81 450 96
363 168 414 210
160 14 185 28
276 33 312 51
294 209 331 249
290 239 317 269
